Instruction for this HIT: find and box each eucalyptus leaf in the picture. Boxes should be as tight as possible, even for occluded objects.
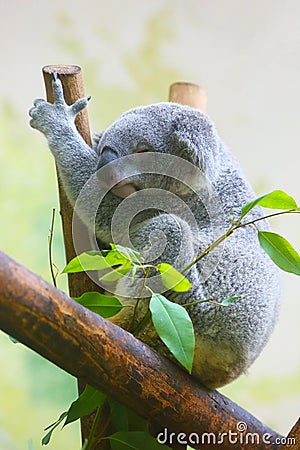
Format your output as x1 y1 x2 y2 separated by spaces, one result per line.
157 263 192 292
64 385 106 426
41 430 52 446
219 296 240 306
108 398 129 431
127 409 149 432
62 251 110 273
110 243 141 263
149 293 195 373
43 411 68 431
42 411 68 445
108 431 170 450
100 262 133 282
241 190 298 218
105 249 133 266
74 292 123 318
258 231 300 275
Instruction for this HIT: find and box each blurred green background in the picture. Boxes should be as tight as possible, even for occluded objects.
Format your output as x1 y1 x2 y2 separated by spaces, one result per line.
0 1 299 449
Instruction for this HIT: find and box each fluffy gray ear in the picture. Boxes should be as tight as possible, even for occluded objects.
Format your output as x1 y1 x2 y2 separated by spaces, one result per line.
93 131 105 154
171 106 218 182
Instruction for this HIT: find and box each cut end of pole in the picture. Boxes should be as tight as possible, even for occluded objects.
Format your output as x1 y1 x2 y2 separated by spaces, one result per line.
42 63 91 147
43 64 81 76
169 82 207 112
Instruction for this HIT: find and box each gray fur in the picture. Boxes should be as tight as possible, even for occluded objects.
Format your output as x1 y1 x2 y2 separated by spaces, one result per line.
29 78 280 388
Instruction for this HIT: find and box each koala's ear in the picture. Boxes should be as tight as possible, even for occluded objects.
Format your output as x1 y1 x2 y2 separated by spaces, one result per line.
171 105 218 181
93 131 105 154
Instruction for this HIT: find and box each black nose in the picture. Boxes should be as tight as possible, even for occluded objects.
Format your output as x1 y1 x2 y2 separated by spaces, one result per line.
97 147 118 170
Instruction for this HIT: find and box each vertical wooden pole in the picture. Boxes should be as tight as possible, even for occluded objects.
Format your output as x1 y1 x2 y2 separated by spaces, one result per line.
42 65 108 449
43 65 100 294
169 81 207 112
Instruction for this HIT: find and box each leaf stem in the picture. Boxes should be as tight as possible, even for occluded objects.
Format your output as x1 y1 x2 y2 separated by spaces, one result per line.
130 266 151 332
239 208 299 228
84 405 103 450
132 310 151 336
181 299 214 307
181 208 299 275
181 226 236 274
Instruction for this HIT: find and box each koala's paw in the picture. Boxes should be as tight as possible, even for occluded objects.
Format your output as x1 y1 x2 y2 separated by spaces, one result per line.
29 73 90 137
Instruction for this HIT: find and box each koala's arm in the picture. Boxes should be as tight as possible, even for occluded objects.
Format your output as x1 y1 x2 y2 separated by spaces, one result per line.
112 212 201 326
29 75 98 205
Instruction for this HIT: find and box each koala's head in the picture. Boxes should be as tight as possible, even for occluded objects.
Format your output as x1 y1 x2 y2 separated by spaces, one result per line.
94 102 219 199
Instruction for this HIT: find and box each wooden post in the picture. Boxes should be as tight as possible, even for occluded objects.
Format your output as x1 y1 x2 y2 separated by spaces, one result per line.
42 65 107 449
42 65 97 290
169 82 207 112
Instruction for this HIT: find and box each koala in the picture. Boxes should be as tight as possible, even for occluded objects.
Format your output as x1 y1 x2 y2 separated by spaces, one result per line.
29 75 281 389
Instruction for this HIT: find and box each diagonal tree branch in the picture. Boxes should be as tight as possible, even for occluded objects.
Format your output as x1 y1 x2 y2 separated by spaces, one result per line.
0 250 282 450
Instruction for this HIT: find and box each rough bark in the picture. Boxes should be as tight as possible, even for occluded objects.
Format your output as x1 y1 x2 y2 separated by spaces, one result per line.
0 250 283 450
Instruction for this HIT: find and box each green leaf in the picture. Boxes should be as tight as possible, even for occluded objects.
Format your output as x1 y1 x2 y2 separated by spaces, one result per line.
110 243 141 264
100 262 133 282
107 431 170 450
105 249 133 266
74 292 123 318
62 251 110 273
219 296 240 306
43 411 68 432
127 409 148 432
241 190 298 218
64 385 106 426
108 398 129 431
157 263 192 292
149 294 195 373
42 411 68 445
258 231 300 275
62 248 134 274
41 430 52 446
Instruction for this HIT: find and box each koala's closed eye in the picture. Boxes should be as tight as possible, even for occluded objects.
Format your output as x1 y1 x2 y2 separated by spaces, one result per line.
133 143 154 153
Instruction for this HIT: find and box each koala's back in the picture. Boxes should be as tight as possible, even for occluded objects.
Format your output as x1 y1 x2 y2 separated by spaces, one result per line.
190 226 280 387
185 140 281 388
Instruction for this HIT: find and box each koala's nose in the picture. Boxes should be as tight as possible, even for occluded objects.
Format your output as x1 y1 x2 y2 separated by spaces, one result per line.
97 147 118 189
97 147 137 198
97 147 118 169
97 147 119 186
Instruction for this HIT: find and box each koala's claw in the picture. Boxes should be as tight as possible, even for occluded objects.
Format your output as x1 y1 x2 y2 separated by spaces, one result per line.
52 71 58 81
52 76 65 105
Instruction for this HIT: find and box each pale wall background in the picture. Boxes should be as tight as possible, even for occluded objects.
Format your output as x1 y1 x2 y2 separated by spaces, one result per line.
0 1 299 449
